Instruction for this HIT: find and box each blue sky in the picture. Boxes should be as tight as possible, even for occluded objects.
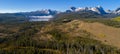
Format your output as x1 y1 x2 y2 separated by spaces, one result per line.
0 0 120 13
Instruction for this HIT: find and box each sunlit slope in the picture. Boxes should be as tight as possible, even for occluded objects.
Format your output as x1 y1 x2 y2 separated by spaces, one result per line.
63 20 120 48
112 16 120 22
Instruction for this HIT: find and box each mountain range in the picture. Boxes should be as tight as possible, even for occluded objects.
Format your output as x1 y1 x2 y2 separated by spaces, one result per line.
67 6 120 15
0 6 120 22
27 6 120 21
1 6 120 16
22 6 120 18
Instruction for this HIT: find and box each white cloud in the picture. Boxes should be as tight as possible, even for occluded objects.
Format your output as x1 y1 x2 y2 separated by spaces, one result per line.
30 15 53 19
29 15 54 21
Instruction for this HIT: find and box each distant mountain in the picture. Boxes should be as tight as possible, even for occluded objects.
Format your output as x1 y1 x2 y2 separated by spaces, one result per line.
0 6 120 16
54 11 103 22
91 6 107 14
0 13 27 23
20 9 59 16
115 7 120 12
105 10 112 13
25 6 120 16
68 6 107 14
114 7 120 15
0 6 120 22
18 9 60 21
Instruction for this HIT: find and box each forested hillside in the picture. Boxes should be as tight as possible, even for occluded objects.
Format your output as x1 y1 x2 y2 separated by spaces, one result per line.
0 15 120 54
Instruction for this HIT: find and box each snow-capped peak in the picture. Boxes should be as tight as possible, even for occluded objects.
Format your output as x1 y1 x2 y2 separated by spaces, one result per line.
75 7 85 11
70 6 107 14
115 7 120 12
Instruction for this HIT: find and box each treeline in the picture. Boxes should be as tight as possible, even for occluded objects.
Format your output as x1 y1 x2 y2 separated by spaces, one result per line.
82 18 120 28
